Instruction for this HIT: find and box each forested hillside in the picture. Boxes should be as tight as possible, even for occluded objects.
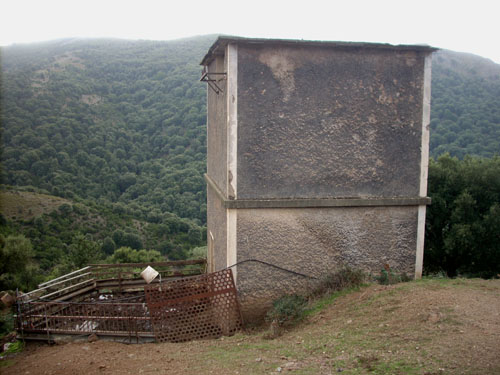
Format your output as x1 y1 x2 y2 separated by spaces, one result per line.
1 36 215 224
430 50 500 158
0 36 215 287
1 36 499 287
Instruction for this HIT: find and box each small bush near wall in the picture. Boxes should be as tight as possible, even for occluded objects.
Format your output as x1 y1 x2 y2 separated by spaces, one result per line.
265 294 307 327
265 267 366 337
376 269 412 285
310 267 366 297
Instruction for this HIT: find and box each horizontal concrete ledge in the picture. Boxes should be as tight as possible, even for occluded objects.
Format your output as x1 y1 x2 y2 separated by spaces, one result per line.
223 197 431 209
205 174 431 209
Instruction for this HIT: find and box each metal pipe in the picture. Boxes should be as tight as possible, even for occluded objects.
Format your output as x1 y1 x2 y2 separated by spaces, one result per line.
38 266 92 288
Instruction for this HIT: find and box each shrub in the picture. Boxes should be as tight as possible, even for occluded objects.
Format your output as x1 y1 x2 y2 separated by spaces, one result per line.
188 246 207 259
265 268 366 334
0 235 39 291
0 311 14 338
3 340 24 354
376 269 411 285
265 294 307 327
311 267 366 297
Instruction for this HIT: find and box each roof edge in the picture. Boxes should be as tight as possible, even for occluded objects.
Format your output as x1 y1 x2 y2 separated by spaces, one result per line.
200 35 438 66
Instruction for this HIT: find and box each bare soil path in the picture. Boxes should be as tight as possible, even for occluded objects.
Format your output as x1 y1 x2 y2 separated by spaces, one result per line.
2 278 500 375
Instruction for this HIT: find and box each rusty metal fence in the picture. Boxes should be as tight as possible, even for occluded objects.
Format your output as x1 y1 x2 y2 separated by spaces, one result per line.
16 261 243 343
17 300 152 342
19 260 207 303
144 269 243 342
91 260 207 284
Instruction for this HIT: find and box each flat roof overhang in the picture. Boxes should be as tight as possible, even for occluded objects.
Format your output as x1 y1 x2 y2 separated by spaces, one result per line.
201 35 438 66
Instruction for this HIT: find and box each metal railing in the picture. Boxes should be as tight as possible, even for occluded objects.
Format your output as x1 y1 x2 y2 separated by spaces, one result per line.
15 259 207 341
18 300 152 340
19 259 206 302
21 266 94 302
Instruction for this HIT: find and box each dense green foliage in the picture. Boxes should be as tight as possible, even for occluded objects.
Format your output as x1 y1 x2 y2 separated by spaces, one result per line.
430 50 500 158
425 155 500 277
0 234 40 290
1 36 216 224
0 191 205 287
105 247 163 264
0 36 215 286
2 39 499 226
1 37 499 289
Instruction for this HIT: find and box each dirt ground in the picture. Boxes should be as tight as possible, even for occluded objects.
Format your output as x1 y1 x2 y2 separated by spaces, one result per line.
2 278 500 375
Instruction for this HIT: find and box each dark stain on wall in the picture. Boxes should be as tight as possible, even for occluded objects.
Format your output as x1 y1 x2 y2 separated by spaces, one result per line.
237 45 426 199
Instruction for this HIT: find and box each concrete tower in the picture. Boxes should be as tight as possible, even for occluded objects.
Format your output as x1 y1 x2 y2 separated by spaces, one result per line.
201 36 436 320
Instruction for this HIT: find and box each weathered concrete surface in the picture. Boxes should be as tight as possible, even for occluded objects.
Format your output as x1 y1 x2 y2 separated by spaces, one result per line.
206 55 227 196
207 187 227 272
237 261 313 322
206 53 229 272
237 45 427 199
202 37 434 322
236 206 418 320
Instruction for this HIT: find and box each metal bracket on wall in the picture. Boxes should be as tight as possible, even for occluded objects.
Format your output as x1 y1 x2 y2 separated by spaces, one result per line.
200 66 226 95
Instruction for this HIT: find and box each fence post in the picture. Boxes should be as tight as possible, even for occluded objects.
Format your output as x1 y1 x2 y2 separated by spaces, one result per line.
44 304 50 342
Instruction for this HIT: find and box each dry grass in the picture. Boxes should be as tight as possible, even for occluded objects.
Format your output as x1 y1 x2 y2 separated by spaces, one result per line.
3 278 500 375
0 191 71 220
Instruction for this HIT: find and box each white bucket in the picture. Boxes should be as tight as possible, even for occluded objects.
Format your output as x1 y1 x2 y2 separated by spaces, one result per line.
141 266 159 284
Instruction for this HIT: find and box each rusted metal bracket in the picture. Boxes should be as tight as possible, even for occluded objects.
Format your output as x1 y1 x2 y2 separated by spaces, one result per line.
200 66 226 94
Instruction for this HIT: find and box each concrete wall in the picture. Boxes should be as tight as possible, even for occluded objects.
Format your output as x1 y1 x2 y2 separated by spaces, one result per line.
236 44 427 199
236 206 418 320
206 52 228 273
203 38 433 322
207 187 227 271
206 55 227 195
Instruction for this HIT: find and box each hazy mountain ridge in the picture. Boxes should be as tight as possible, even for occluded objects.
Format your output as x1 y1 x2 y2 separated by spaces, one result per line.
430 49 500 158
433 49 500 79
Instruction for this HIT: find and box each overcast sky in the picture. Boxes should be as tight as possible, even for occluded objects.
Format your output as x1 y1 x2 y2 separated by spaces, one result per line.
1 0 499 64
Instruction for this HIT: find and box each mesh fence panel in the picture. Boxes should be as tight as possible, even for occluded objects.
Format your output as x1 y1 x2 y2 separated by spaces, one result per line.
144 269 242 342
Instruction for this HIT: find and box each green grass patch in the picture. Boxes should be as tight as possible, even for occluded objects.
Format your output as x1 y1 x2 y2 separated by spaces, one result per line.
3 341 24 355
0 359 15 368
375 268 412 285
0 190 70 221
304 286 364 318
265 267 367 334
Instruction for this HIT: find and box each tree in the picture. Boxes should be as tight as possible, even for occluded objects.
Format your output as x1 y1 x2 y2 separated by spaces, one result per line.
0 234 39 291
187 226 202 245
122 232 143 250
106 247 163 263
101 236 116 255
425 154 500 277
68 234 102 268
